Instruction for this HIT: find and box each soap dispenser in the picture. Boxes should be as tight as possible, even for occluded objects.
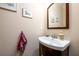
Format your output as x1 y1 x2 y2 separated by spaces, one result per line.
58 33 64 40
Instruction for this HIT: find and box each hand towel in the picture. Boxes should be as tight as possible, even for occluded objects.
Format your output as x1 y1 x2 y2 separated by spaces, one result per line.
17 31 27 56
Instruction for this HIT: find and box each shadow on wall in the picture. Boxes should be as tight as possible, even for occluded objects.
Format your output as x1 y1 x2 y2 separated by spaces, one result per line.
31 48 39 56
69 44 77 56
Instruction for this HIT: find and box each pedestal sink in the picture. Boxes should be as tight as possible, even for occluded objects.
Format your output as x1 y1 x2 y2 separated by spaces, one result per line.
38 36 70 51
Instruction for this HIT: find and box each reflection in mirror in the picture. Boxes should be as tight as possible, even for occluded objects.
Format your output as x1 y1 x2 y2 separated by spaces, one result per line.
47 3 69 29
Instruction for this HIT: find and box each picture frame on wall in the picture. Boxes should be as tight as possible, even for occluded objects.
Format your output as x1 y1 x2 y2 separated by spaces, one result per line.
0 3 17 12
22 8 32 19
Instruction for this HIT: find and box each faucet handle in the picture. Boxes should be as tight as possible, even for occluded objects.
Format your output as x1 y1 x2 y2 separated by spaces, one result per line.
50 33 54 38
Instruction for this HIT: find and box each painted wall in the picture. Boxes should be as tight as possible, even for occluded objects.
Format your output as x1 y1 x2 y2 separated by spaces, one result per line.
44 3 79 56
0 3 44 56
0 3 79 56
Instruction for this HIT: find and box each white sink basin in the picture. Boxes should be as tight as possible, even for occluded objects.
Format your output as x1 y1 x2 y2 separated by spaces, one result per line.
38 36 70 51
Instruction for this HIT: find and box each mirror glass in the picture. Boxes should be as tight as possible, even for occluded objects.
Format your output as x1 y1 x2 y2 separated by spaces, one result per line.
47 3 69 29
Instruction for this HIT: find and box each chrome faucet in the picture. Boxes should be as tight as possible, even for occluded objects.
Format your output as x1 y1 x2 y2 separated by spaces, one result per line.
51 33 57 38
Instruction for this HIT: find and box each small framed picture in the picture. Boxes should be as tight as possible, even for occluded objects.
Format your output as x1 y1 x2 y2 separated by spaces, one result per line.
22 8 32 19
0 3 17 12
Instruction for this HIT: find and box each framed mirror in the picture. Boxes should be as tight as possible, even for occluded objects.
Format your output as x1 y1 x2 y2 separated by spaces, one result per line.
47 3 69 29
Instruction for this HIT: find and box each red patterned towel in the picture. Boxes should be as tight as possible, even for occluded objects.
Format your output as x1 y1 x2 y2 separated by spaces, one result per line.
17 31 27 55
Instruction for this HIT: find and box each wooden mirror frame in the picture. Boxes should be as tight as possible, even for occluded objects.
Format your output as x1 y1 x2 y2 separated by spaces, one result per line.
47 3 69 29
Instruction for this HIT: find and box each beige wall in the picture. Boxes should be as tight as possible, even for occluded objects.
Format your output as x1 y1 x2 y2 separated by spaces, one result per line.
0 3 79 56
0 3 44 56
44 3 79 56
